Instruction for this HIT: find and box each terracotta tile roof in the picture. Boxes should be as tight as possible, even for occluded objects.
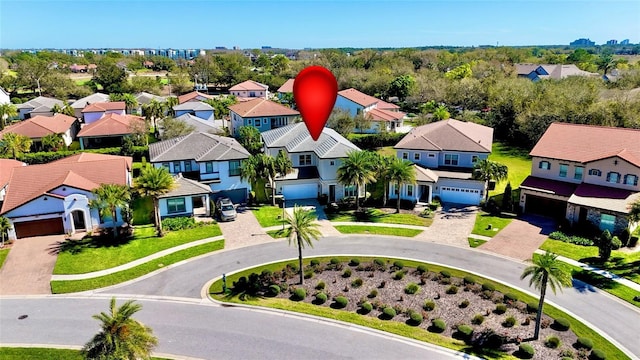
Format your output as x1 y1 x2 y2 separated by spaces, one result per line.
568 183 640 214
0 159 26 188
0 114 77 139
530 123 640 167
53 152 132 170
77 113 144 137
70 93 110 109
81 101 126 113
1 154 132 214
366 108 405 122
178 91 214 104
394 119 493 153
376 100 400 110
277 79 295 93
229 80 268 92
229 98 299 118
337 88 379 107
520 176 578 197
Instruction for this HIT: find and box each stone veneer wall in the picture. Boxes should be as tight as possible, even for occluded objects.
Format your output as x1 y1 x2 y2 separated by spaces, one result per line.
585 207 629 235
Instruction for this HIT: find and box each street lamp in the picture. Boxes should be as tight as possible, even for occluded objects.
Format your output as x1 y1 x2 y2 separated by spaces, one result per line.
282 196 286 230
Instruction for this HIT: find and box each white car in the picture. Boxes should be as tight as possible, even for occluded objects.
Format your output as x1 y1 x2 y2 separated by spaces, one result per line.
216 197 237 221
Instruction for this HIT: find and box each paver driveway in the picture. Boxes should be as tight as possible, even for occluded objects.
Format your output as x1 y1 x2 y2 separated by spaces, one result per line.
217 205 281 250
415 204 478 247
0 235 64 295
479 215 556 261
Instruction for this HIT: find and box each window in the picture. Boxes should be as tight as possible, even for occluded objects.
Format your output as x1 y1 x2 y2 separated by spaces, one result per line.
472 155 479 164
624 174 638 186
263 118 268 125
299 154 312 166
407 185 413 197
574 166 584 181
205 162 214 173
539 161 551 170
229 160 241 176
600 213 615 232
344 185 357 197
330 160 335 166
414 153 420 160
559 164 568 178
606 172 621 183
589 169 602 176
249 91 256 97
247 119 252 126
184 161 192 172
167 198 186 214
161 163 170 171
173 161 181 173
444 154 459 166
428 153 435 158
402 152 408 160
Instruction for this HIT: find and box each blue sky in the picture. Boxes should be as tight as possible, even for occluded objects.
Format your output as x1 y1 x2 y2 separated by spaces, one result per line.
1 0 639 49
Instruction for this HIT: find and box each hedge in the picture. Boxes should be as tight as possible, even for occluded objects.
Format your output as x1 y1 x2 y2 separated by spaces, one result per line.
349 132 406 150
15 146 149 164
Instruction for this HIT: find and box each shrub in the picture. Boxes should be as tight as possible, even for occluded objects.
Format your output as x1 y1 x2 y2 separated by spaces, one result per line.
314 292 328 304
315 281 326 290
504 293 518 302
408 311 423 326
381 307 396 320
351 278 363 287
559 348 575 358
349 258 360 266
545 336 561 349
368 289 378 298
161 216 196 231
404 283 420 295
393 260 404 269
517 344 535 359
471 314 485 325
330 258 340 265
526 301 539 313
374 258 386 268
553 317 571 331
457 324 473 339
495 304 507 314
416 265 428 274
503 316 517 327
333 296 348 309
292 288 306 301
393 271 405 280
342 268 352 278
267 284 280 297
576 337 594 350
359 301 373 314
482 282 495 292
304 270 314 279
446 285 458 294
430 318 446 333
310 259 320 266
589 349 606 360
439 270 451 278
439 277 451 285
423 300 436 311
550 231 568 241
611 236 622 250
459 299 470 308
463 276 476 285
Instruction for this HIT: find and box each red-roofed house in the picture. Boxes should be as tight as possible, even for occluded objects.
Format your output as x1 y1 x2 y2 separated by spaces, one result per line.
81 101 126 124
277 79 295 97
0 153 132 239
334 88 405 133
0 159 26 202
0 114 79 150
229 80 269 99
229 98 299 136
77 113 145 149
520 123 640 234
177 91 215 104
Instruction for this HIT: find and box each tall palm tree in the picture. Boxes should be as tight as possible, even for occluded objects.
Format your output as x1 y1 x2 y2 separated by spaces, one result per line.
82 297 158 360
337 150 376 211
388 158 416 213
135 165 175 235
282 205 321 285
0 103 18 130
142 99 165 130
0 216 11 247
432 105 450 121
0 133 32 159
473 159 509 204
273 149 294 202
520 251 572 340
111 93 139 114
90 184 132 240
165 96 178 117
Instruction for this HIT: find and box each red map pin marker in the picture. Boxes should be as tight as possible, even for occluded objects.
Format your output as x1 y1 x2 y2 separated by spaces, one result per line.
293 66 338 141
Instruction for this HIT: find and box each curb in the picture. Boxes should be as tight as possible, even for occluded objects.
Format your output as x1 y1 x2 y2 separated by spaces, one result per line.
0 343 205 360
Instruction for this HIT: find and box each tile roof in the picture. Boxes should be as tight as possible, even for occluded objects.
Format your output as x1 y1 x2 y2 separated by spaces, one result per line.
81 101 126 113
77 113 144 137
520 176 578 197
515 64 599 80
135 92 165 105
70 93 110 109
530 123 640 167
15 96 63 110
0 159 26 188
229 80 268 92
337 88 379 107
366 108 405 122
149 132 250 162
375 100 400 110
169 114 223 134
414 164 438 183
173 101 214 111
394 119 493 153
262 122 360 159
0 114 77 139
568 183 640 214
53 152 132 170
158 174 211 199
1 154 132 214
277 79 295 93
228 98 299 118
177 91 214 104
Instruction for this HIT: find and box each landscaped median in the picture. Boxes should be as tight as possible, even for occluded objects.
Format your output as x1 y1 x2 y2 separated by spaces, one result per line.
327 208 431 237
0 346 172 360
332 224 423 237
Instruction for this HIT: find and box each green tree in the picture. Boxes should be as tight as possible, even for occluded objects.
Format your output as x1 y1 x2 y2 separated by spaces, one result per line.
596 51 619 75
599 229 613 261
240 155 265 200
41 133 65 151
0 133 32 159
520 251 572 340
282 206 321 285
371 153 394 206
337 150 375 210
89 184 131 240
388 74 416 101
0 103 18 130
388 158 416 213
111 93 139 114
135 165 175 236
165 96 178 117
94 60 128 94
273 149 294 203
502 182 513 211
629 199 640 225
445 63 473 80
82 297 158 360
236 125 263 155
15 56 51 95
0 216 11 247
204 95 238 120
142 99 165 129
326 109 355 137
473 159 509 203
432 105 450 121
159 117 195 140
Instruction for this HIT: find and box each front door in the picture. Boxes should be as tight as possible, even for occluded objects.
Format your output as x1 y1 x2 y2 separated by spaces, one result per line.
72 210 86 231
329 185 336 202
578 207 588 225
419 185 430 203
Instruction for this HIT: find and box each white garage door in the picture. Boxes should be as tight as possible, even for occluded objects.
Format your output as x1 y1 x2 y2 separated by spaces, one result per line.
439 186 481 205
282 183 317 200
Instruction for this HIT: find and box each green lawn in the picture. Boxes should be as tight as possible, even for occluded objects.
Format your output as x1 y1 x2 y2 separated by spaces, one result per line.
488 142 532 197
0 248 9 269
0 347 169 360
53 224 222 274
471 211 514 237
51 240 224 293
132 196 154 225
375 146 396 157
468 238 487 248
327 208 432 226
251 206 285 227
267 229 286 239
334 225 422 237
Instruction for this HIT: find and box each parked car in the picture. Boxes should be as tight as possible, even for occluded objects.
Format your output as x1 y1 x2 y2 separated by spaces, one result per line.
216 197 237 221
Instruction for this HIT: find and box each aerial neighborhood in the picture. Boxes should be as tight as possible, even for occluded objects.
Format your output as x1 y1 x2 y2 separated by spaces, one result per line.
0 43 640 360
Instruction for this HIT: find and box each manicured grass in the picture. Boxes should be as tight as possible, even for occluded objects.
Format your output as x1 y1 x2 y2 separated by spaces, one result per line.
334 225 422 237
488 142 531 197
327 208 432 226
210 256 629 360
0 347 168 360
375 146 396 157
251 206 285 227
53 224 222 274
0 248 9 269
471 211 514 237
467 238 487 248
132 196 154 225
540 239 599 260
267 229 286 239
51 240 224 293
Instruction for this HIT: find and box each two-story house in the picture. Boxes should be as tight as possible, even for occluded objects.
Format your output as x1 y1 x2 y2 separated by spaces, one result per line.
229 98 299 136
520 123 640 234
172 101 214 121
149 132 251 204
0 159 26 203
261 123 362 202
0 114 79 150
70 93 110 119
177 91 214 104
16 96 64 119
391 119 493 206
277 79 295 98
81 101 126 124
229 80 269 100
77 113 145 149
334 88 404 133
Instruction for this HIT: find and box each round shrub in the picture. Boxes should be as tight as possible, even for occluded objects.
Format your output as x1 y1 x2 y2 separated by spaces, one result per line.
517 344 535 359
416 265 428 274
439 270 451 278
381 307 396 320
495 304 507 314
267 284 280 297
349 258 360 266
330 258 340 265
393 271 405 280
404 282 420 295
463 276 476 285
430 318 446 333
589 349 606 360
261 269 272 276
333 296 348 309
393 260 404 269
374 258 386 267
471 314 485 325
287 263 299 272
439 277 452 285
482 282 496 292
457 324 473 339
611 236 622 250
304 270 314 279
292 288 306 301
351 278 363 288
526 301 539 313
310 259 320 266
504 293 518 302
446 285 459 294
359 301 373 314
314 292 327 304
553 317 571 331
368 289 378 298
315 281 326 290
423 300 436 311
459 299 470 308
408 311 423 326
342 268 352 278
503 315 517 328
545 336 561 349
576 337 594 350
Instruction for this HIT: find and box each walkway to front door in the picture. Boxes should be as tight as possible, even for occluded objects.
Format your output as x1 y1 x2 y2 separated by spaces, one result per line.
479 215 556 261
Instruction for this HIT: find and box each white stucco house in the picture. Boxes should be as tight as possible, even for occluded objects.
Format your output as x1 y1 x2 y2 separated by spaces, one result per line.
172 101 214 121
229 80 269 100
81 101 126 124
229 98 299 136
0 87 10 105
333 88 405 133
158 174 212 219
70 93 110 119
0 114 79 150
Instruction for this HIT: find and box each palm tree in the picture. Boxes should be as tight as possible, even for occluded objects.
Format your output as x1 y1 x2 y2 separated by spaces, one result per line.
388 158 416 213
374 155 395 207
90 184 131 240
520 251 572 340
432 105 450 121
273 149 293 198
0 133 32 159
337 151 376 211
142 99 165 130
0 216 11 247
41 133 65 151
628 199 640 225
0 103 18 130
135 165 175 235
82 297 158 360
473 159 509 204
165 96 178 117
282 205 321 285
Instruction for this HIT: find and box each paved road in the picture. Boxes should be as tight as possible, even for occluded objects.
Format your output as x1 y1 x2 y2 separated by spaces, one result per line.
0 297 463 360
104 235 640 358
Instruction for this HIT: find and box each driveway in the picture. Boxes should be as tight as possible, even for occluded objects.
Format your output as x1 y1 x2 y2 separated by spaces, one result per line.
216 205 281 250
284 199 342 237
415 203 478 247
0 235 64 295
479 215 556 261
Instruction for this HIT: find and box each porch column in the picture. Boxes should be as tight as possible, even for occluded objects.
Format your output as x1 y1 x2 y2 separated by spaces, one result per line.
80 137 85 150
204 195 210 216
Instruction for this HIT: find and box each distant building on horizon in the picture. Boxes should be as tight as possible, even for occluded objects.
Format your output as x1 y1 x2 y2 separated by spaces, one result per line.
606 39 618 45
570 38 595 46
620 39 630 45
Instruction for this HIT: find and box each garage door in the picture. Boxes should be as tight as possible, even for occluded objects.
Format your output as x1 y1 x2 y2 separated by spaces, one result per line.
525 195 567 219
14 218 64 238
213 188 247 204
439 187 482 205
282 183 317 200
